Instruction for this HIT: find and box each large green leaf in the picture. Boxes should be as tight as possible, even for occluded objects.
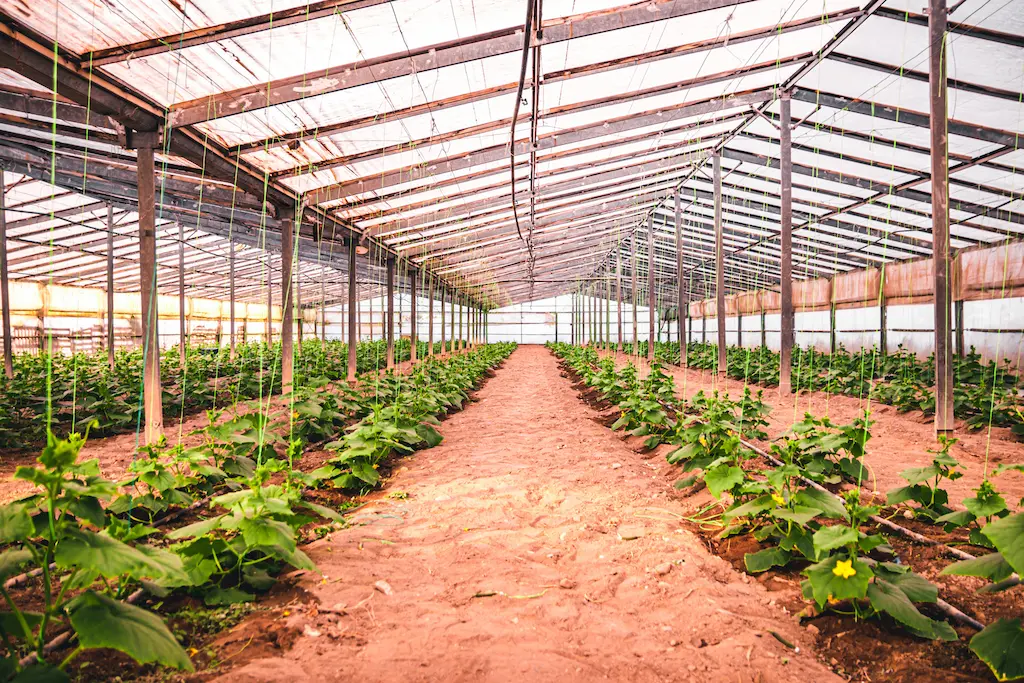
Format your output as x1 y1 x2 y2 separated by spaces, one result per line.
804 555 872 607
55 528 169 580
970 618 1024 681
415 423 443 448
704 465 744 498
238 516 296 554
793 487 849 520
0 505 33 544
0 610 42 639
723 495 774 520
0 549 32 582
165 514 226 540
942 552 1015 583
981 512 1024 576
772 505 822 527
9 664 70 682
744 547 791 573
866 580 956 641
67 591 192 670
812 526 859 554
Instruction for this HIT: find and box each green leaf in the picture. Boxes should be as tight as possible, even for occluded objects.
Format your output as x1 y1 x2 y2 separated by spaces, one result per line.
55 529 170 580
0 610 42 639
744 547 792 573
723 495 774 520
804 555 872 607
793 487 849 520
866 579 956 641
935 509 975 527
970 619 1024 682
981 512 1024 576
0 549 32 582
0 505 33 544
165 514 226 540
298 500 343 523
772 505 822 527
203 586 254 606
704 465 744 498
349 461 381 486
238 516 296 554
10 664 70 682
941 552 1015 583
812 526 859 554
67 591 193 670
673 475 698 490
965 493 1007 520
414 423 443 448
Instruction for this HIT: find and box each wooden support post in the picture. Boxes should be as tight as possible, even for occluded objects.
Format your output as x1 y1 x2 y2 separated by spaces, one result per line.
714 154 726 375
931 0 954 435
280 212 294 393
0 173 11 379
266 267 273 345
737 312 743 348
178 222 186 366
631 232 638 355
675 192 686 366
605 278 611 351
779 91 795 395
760 309 767 349
386 256 395 368
105 205 115 370
648 216 656 361
616 250 623 351
427 275 434 356
296 255 302 345
702 315 707 343
450 288 456 353
320 275 326 343
955 299 964 358
410 268 418 362
829 278 837 355
137 142 162 444
440 285 446 355
570 292 575 345
346 239 357 383
229 234 236 357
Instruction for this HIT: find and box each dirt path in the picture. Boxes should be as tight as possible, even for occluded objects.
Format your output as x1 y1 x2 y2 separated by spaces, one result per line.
597 349 1024 508
215 346 839 683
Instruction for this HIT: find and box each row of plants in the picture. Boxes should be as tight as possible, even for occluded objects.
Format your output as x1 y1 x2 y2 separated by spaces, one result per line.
607 340 1023 437
0 342 515 681
0 338 471 449
549 341 1023 681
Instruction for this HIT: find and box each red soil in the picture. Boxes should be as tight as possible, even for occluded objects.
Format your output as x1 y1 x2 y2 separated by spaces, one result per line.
212 346 839 683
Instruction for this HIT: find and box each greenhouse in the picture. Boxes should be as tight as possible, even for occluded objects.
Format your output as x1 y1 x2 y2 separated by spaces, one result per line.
0 0 1021 680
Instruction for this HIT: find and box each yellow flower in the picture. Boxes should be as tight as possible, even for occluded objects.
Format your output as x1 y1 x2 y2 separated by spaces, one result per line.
771 493 785 506
698 435 708 448
827 594 840 606
292 411 300 419
832 559 857 580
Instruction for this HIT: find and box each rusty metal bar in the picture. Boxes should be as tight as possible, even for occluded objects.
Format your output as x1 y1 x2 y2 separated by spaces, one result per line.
137 143 162 444
167 0 759 127
931 0 954 436
779 92 794 396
